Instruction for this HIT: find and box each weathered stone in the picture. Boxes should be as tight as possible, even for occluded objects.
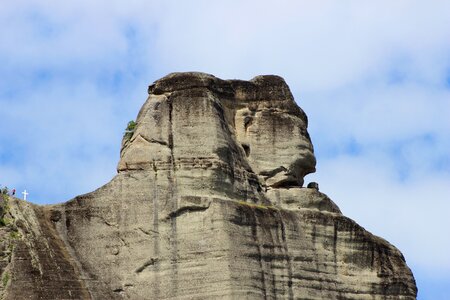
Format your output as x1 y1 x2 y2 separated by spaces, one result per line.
307 181 319 190
0 72 417 299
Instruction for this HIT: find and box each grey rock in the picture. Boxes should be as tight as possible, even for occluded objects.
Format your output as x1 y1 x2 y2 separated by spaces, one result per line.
307 181 319 190
0 72 416 299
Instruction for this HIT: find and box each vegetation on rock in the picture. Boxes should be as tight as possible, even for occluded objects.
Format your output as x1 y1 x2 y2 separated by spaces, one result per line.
123 120 136 141
0 187 8 196
2 272 9 287
237 200 277 211
0 187 9 227
0 185 17 297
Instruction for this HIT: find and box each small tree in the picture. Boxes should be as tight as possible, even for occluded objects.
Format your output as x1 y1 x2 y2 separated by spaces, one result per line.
126 120 136 132
123 120 137 141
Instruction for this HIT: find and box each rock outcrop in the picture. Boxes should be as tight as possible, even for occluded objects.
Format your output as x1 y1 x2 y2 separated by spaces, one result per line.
0 72 417 299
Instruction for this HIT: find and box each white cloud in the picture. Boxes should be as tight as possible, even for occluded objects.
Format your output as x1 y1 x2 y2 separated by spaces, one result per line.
149 1 450 91
302 82 450 150
1 78 149 202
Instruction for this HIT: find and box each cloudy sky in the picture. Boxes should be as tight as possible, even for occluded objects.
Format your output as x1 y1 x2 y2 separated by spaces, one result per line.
1 1 449 298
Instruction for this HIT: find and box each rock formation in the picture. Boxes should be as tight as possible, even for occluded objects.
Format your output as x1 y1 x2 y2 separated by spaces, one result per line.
0 72 417 299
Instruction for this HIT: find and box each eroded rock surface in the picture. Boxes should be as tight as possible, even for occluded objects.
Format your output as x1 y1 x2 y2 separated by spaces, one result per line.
0 72 416 299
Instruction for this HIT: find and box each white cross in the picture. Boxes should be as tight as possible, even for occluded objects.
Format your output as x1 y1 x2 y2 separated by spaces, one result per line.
22 190 29 201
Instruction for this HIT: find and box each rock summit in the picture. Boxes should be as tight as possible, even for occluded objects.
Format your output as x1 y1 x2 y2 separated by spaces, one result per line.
0 72 417 299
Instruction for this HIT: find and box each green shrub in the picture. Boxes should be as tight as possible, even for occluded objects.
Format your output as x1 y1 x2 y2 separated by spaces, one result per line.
9 231 20 240
237 200 277 210
123 120 137 141
2 272 9 287
126 120 136 132
0 190 10 227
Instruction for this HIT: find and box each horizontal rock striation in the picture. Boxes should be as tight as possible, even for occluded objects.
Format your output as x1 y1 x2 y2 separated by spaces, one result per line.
0 72 416 299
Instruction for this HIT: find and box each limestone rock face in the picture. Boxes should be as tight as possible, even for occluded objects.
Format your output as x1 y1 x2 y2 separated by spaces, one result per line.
0 72 417 299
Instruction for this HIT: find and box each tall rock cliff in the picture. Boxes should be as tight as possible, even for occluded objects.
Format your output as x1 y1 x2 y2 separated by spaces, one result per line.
0 72 417 299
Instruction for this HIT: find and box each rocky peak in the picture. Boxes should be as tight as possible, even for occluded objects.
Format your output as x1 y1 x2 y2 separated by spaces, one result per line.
0 73 417 299
119 72 316 207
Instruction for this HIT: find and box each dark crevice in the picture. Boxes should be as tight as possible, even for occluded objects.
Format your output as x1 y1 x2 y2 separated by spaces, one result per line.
167 95 179 297
167 97 174 152
270 178 299 189
244 116 253 131
278 211 294 299
167 205 210 219
135 258 158 273
152 169 160 298
333 222 338 274
242 144 251 157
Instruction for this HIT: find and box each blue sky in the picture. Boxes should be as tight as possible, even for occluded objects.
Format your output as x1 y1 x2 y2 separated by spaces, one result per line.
1 1 449 298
